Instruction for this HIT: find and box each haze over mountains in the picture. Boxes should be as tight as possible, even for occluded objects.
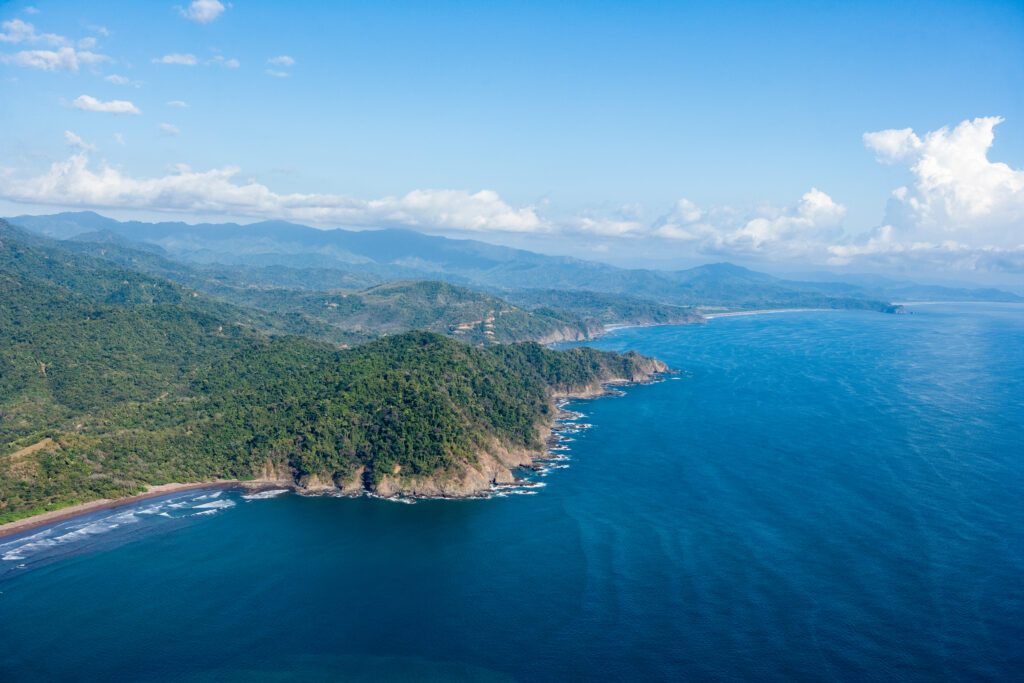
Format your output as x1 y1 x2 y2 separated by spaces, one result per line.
11 212 1019 311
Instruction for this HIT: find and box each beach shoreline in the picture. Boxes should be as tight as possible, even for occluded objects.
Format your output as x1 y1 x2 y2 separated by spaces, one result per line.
702 308 829 319
0 480 274 540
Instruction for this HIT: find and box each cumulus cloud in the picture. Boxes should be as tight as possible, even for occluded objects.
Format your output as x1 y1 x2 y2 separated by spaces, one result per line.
643 188 845 260
1 46 109 71
3 117 1019 276
72 95 141 115
179 0 227 24
0 18 64 45
159 123 181 136
835 117 1024 273
166 100 189 108
153 53 198 65
863 116 1024 245
0 20 110 71
267 55 295 66
63 130 96 152
0 152 544 233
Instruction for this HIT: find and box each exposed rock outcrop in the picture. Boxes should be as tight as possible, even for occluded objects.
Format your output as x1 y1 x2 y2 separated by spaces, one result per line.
287 356 670 500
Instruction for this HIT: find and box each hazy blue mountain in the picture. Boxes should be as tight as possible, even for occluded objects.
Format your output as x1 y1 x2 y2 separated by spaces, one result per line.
792 270 1024 303
12 211 1004 309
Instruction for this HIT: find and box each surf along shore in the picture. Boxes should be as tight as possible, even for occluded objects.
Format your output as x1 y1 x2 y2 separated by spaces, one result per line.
0 480 286 540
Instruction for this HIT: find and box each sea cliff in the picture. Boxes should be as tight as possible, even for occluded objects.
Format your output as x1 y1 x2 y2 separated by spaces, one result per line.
287 354 670 500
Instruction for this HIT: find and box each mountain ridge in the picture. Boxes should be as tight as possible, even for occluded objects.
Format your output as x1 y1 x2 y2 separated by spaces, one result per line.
8 211 976 308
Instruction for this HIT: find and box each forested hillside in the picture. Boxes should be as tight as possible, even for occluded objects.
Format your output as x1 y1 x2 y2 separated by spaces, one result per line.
58 235 604 345
0 221 665 521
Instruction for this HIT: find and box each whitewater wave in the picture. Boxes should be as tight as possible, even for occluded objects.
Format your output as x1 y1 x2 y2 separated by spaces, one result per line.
1 490 242 567
242 489 290 500
192 499 236 510
1 512 140 562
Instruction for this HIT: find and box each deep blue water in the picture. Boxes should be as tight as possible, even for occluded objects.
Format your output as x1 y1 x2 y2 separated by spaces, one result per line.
1 304 1022 682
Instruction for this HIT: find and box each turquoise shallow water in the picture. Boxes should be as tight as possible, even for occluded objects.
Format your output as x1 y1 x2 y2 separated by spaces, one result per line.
1 303 1022 681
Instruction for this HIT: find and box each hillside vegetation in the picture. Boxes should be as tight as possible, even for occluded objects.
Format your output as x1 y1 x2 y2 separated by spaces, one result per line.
0 221 665 521
58 236 605 345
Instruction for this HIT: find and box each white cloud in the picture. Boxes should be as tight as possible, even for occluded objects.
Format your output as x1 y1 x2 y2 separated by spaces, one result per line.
153 53 198 66
645 188 845 261
0 152 545 233
24 7 40 15
64 130 96 152
567 216 646 237
152 53 238 68
563 204 646 237
826 225 1024 274
830 117 1024 273
1 46 109 71
113 132 126 146
265 56 293 77
105 73 142 87
0 19 65 45
72 95 141 115
159 123 181 136
167 100 189 108
180 0 227 24
863 117 1024 246
209 55 239 68
863 128 920 164
0 20 110 71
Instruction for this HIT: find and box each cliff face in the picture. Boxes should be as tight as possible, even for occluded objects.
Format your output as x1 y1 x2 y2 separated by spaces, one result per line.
288 355 669 499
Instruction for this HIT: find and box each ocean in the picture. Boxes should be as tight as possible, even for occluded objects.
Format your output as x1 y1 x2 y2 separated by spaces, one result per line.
1 303 1021 681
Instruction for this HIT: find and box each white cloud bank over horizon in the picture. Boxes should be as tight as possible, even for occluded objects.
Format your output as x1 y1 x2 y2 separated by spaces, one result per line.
1 117 1021 277
0 153 544 234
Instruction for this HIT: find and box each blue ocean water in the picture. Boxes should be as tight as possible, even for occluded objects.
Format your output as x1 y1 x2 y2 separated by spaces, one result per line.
1 303 1022 682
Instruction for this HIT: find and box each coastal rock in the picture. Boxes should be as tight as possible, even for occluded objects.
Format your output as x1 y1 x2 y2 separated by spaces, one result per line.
338 467 365 495
364 359 669 499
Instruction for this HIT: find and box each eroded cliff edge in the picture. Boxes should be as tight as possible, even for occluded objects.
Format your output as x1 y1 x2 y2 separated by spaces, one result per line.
267 351 670 500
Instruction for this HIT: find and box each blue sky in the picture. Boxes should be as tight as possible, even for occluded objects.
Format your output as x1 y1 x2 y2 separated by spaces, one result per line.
1 0 1022 285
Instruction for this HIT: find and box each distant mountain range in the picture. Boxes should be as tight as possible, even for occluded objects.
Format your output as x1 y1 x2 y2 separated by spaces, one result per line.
9 212 1021 307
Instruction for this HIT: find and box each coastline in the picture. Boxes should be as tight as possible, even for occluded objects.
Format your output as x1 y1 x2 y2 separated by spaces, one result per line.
371 366 670 501
0 480 265 540
702 308 829 319
0 366 669 537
